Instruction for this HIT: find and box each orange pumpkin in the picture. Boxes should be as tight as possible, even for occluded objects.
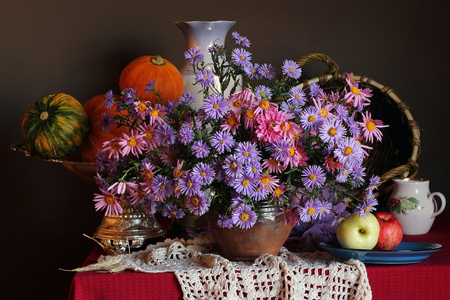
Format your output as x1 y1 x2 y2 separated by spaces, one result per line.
119 55 184 105
72 94 129 162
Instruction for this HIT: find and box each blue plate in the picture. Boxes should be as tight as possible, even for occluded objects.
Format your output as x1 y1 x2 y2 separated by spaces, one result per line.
319 241 443 264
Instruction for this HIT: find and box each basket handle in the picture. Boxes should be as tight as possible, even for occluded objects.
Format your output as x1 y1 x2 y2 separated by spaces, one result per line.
296 53 340 80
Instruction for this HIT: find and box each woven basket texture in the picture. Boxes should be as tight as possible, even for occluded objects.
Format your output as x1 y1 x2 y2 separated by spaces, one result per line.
295 53 421 202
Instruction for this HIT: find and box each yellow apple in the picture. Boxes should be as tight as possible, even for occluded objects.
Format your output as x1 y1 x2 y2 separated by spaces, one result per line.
336 212 380 250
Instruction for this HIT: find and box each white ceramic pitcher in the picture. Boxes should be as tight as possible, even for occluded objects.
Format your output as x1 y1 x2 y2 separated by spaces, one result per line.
388 178 446 235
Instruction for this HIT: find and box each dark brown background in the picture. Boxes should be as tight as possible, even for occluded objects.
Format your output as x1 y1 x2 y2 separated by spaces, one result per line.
2 1 449 298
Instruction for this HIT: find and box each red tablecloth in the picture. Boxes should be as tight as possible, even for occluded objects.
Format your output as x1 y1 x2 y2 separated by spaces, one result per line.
68 212 450 300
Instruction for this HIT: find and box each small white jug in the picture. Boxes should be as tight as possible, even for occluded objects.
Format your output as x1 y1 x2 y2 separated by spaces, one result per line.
388 178 446 235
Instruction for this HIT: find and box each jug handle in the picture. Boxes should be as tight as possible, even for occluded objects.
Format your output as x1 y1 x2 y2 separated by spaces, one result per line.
430 192 446 218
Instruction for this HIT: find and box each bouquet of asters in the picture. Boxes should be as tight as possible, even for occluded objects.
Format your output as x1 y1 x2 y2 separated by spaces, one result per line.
92 32 387 231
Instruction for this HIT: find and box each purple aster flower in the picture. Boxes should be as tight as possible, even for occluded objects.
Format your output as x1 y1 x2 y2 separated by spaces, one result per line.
121 88 137 105
191 140 210 158
282 60 302 79
231 195 247 208
210 131 235 154
309 83 323 98
195 69 214 88
319 119 346 147
104 90 114 109
258 63 276 79
365 175 380 198
300 106 323 131
332 210 351 226
350 166 366 188
217 215 233 228
317 201 333 219
185 193 209 216
163 204 185 219
165 100 179 112
231 48 252 67
299 199 322 222
250 186 270 201
334 104 349 121
288 86 306 106
223 154 244 178
178 123 195 145
184 47 204 65
151 174 173 200
336 166 352 183
233 175 256 196
203 94 228 119
301 165 326 188
144 80 155 94
179 92 195 105
235 141 260 164
191 162 215 185
101 113 115 133
155 123 176 146
243 63 261 80
355 198 378 218
232 32 251 47
245 160 262 178
232 205 257 229
334 137 364 168
280 100 301 116
267 139 291 163
255 85 272 100
178 173 201 196
346 117 361 138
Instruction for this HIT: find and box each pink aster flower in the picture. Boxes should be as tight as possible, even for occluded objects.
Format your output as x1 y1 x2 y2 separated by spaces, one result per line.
148 105 166 125
262 157 285 174
108 180 139 195
102 138 122 160
93 189 123 217
359 111 388 143
220 111 241 134
137 123 159 152
258 173 279 192
119 130 146 157
255 107 286 143
133 100 150 119
344 85 372 109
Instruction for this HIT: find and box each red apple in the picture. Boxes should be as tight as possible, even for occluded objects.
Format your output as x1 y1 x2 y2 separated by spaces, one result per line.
374 212 403 250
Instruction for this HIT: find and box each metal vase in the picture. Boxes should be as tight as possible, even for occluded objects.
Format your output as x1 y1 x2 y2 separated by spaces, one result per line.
93 202 165 255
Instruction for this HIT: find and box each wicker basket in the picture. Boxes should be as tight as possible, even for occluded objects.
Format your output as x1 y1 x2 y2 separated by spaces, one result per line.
295 53 421 203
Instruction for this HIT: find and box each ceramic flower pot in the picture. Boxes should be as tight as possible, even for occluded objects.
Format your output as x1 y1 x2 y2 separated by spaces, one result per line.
209 200 293 262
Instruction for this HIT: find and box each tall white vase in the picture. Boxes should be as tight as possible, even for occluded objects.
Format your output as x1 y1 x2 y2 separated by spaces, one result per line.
175 20 236 109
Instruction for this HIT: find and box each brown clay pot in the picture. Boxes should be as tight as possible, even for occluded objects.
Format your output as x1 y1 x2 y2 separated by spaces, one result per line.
209 201 293 262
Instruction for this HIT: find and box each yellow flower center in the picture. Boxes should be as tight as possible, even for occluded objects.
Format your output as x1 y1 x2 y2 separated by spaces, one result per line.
144 131 153 140
144 171 153 180
240 55 245 60
138 103 147 112
200 172 206 177
246 109 255 119
289 147 295 156
351 86 360 95
192 196 200 207
260 100 270 109
342 170 348 176
227 117 236 126
328 128 337 136
251 166 257 172
243 151 249 157
269 158 278 165
139 190 146 198
231 162 238 170
104 195 115 205
344 146 353 156
151 110 159 117
261 176 270 185
159 184 165 190
366 121 376 131
234 99 242 108
186 182 193 187
240 212 249 221
289 67 295 72
309 174 317 181
111 140 120 150
128 137 137 147
281 122 290 132
242 179 250 186
320 108 328 117
174 169 183 177
274 188 282 197
364 206 372 213
307 207 316 215
308 115 315 122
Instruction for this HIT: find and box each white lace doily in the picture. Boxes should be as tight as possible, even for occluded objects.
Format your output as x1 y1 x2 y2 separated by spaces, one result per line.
74 233 372 300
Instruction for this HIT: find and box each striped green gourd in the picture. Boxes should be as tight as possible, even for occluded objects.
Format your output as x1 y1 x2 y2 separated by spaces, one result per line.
21 93 89 159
